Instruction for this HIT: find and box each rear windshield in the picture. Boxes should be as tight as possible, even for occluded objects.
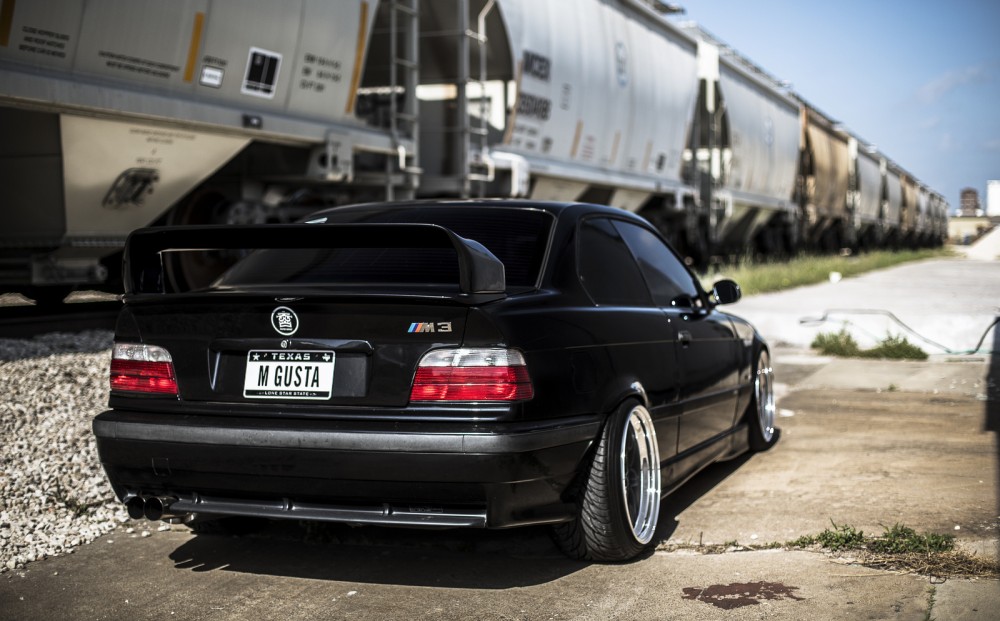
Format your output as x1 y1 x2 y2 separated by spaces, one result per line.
213 206 552 291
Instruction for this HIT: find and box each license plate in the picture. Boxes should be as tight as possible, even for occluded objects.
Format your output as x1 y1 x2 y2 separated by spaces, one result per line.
243 350 335 400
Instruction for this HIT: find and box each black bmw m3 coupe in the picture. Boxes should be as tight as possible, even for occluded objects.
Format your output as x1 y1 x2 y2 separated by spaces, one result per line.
94 200 776 561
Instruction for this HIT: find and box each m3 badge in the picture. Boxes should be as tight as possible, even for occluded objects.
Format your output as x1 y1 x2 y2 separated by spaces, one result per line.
408 322 452 334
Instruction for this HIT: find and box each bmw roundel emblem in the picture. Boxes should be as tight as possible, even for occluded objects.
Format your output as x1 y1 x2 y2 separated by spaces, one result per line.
271 306 299 336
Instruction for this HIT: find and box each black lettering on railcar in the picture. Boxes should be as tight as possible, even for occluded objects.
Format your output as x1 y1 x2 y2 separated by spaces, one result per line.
523 50 551 82
517 93 551 121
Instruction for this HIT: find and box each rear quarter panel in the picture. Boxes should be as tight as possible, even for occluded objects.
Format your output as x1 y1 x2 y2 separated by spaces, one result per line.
484 292 681 464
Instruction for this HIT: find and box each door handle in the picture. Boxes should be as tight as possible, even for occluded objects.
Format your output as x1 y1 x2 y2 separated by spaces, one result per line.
679 330 692 348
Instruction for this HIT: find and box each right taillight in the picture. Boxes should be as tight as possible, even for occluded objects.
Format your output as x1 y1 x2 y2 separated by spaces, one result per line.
110 343 178 396
410 348 534 402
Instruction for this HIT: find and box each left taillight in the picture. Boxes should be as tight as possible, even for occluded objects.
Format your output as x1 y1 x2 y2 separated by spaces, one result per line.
410 348 534 402
110 343 178 396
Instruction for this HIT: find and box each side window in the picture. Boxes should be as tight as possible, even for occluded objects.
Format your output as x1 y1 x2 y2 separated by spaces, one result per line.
612 220 701 308
578 218 653 306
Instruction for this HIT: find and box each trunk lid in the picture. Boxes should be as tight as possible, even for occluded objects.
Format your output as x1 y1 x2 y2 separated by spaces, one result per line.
119 293 473 408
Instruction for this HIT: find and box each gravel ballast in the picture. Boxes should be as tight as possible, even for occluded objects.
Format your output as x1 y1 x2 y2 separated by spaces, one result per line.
0 331 127 573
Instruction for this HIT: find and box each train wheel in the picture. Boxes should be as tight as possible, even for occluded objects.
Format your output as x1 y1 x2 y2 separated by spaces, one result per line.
164 189 242 291
754 225 783 259
684 231 709 269
24 286 73 306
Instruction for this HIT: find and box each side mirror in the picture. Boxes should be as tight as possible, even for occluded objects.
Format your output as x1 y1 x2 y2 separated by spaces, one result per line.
711 279 741 305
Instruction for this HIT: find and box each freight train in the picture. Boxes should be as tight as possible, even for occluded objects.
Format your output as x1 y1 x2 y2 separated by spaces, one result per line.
0 0 948 302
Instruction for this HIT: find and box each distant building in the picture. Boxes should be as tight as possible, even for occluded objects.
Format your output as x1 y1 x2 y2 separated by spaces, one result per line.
960 187 982 217
988 181 1000 217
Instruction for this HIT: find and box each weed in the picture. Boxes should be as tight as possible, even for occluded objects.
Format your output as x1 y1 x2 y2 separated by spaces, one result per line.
815 520 866 551
663 523 998 579
924 586 937 621
869 523 953 554
784 521 995 579
865 335 929 360
47 480 104 517
788 534 817 547
811 328 861 357
811 330 928 361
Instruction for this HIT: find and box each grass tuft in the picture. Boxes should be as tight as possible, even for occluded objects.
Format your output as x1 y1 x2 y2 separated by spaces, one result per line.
784 521 995 579
660 520 998 579
815 520 866 551
811 329 928 361
865 335 929 360
811 328 861 357
868 523 954 554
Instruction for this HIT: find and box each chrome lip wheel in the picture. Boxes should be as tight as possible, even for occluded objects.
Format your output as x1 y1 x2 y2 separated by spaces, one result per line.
619 405 661 545
755 351 776 443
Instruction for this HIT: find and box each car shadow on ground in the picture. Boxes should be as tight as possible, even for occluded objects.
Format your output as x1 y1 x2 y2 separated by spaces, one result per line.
165 438 770 587
167 520 587 589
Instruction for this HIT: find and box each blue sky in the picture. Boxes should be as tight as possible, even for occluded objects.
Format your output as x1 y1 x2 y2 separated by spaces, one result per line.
670 0 1000 213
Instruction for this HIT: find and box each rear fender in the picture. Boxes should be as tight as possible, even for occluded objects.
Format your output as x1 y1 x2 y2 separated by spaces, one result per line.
600 379 651 418
559 384 651 505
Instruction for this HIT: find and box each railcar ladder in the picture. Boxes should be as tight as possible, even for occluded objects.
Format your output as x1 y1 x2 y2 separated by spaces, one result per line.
460 0 496 197
387 0 420 200
416 0 496 198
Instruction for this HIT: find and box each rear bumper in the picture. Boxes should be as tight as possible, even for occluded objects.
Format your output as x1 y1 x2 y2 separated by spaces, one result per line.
93 410 602 528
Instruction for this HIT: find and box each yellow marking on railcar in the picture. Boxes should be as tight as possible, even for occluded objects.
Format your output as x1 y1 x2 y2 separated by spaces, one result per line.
345 1 370 115
571 120 584 159
502 60 524 145
183 11 205 83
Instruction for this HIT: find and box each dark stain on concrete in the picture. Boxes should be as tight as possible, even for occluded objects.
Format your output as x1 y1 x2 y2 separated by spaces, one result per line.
682 581 805 610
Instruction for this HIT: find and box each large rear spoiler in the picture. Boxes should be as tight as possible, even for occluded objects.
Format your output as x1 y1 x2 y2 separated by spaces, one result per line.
124 223 506 295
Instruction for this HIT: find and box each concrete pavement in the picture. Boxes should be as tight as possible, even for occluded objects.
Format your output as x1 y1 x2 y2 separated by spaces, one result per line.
0 529 978 620
2 347 997 620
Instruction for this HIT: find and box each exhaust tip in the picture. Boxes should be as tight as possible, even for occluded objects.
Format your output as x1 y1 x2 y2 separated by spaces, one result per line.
143 496 177 521
125 496 146 520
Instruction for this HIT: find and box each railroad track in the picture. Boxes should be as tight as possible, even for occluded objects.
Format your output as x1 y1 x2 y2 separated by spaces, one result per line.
0 301 121 339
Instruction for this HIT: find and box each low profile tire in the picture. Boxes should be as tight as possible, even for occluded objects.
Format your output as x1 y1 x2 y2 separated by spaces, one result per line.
554 400 662 561
748 348 777 451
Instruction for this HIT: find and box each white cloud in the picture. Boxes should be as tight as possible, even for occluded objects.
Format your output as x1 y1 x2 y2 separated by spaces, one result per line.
916 62 997 104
